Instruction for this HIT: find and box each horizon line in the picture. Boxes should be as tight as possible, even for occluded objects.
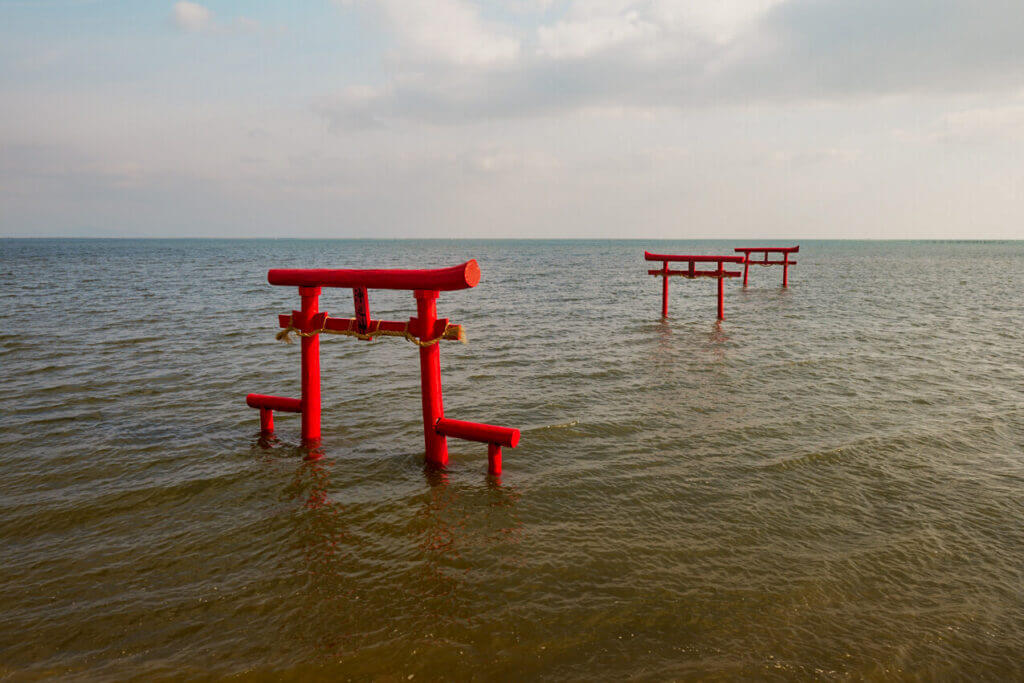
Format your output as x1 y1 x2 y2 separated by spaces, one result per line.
2 236 1022 243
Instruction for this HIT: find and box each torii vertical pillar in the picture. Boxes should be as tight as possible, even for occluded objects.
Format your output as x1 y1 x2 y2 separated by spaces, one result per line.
259 408 274 435
717 263 725 320
661 261 669 317
415 289 448 468
783 251 790 288
299 286 321 452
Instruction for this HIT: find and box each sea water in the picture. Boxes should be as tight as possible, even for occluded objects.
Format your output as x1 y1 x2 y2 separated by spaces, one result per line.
1 239 1022 678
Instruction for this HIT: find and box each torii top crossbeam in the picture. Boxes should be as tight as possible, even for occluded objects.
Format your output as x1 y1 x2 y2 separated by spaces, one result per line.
733 246 799 287
267 261 480 290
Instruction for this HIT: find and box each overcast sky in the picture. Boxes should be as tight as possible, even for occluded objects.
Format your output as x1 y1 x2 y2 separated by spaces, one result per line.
2 0 1024 238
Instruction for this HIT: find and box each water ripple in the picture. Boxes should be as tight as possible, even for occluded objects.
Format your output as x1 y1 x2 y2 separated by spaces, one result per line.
1 239 1023 679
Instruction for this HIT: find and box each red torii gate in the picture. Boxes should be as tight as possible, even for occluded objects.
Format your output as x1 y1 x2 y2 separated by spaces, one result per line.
734 246 799 287
245 260 519 475
644 251 744 320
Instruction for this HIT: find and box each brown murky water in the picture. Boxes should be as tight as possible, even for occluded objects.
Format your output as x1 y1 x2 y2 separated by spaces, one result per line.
1 239 1023 679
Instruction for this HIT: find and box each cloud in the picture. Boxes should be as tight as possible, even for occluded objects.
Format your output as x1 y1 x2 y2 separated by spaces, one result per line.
7 0 1024 239
234 16 261 33
895 101 1024 145
172 1 211 33
313 85 392 128
537 10 657 60
760 0 1024 96
342 0 520 66
942 105 1024 141
537 0 786 59
766 147 863 167
319 0 1024 127
169 3 274 37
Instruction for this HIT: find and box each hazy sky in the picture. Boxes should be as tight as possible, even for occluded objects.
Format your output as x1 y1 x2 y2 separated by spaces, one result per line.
2 0 1024 238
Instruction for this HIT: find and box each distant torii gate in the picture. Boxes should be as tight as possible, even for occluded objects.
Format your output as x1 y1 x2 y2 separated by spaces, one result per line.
734 246 799 287
644 251 744 320
245 260 519 475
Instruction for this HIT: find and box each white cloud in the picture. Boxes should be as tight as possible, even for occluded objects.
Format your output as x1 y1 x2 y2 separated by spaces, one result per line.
320 0 1024 128
235 16 261 33
8 0 1024 238
538 10 656 60
941 105 1024 141
458 146 560 175
172 1 212 33
537 0 787 59
768 147 862 167
895 101 1024 145
344 0 520 66
651 0 788 44
314 85 392 128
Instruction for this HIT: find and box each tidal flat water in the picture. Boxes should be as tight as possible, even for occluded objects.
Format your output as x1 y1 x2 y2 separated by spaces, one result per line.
1 239 1023 679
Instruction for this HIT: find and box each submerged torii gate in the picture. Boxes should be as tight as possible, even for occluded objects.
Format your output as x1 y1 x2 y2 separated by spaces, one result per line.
245 260 519 475
734 246 799 287
644 251 744 320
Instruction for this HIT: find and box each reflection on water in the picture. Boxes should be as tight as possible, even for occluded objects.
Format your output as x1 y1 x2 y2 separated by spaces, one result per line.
1 239 1023 678
708 320 730 359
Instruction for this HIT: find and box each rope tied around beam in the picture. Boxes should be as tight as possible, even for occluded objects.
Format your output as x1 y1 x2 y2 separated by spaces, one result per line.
659 272 732 279
275 316 466 347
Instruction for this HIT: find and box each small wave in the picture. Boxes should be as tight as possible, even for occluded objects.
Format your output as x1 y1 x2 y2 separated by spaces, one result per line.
528 419 579 431
764 446 846 471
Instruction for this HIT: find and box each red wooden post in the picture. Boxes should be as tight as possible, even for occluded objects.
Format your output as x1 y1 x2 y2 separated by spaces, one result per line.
717 261 725 320
742 253 750 287
488 443 502 475
783 251 790 288
435 418 518 475
299 286 322 454
353 286 370 333
661 260 669 317
415 289 448 468
246 394 301 437
247 394 302 412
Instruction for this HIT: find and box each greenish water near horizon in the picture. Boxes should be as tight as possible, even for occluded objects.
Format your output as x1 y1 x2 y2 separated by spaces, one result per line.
1 238 1022 679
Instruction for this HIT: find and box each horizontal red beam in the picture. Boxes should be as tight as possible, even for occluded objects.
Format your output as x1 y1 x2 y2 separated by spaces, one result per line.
278 314 463 341
644 251 745 263
734 246 799 253
436 418 520 448
744 260 797 266
648 269 741 278
267 260 480 291
246 394 302 413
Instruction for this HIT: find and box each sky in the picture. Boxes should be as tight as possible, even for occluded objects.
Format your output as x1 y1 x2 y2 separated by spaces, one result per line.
2 0 1024 239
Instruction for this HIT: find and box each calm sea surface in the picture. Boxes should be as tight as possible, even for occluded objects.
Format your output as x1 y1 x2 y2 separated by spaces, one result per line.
1 239 1023 679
